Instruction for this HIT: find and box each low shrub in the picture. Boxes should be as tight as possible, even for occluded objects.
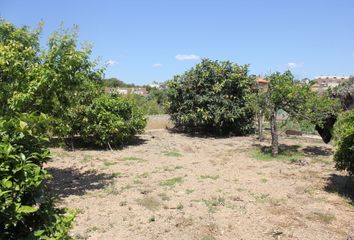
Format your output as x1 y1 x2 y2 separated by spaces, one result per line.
334 109 354 175
80 95 146 148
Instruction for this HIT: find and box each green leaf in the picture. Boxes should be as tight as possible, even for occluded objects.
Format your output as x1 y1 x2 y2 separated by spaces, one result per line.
19 121 28 130
18 205 38 213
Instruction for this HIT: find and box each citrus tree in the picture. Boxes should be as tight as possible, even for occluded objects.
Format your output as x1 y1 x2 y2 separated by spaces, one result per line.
334 109 354 175
263 71 340 156
166 58 255 135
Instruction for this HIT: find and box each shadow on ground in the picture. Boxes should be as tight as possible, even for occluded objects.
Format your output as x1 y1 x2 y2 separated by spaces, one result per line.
167 127 252 139
49 136 147 151
303 146 333 156
325 174 354 205
252 143 302 154
47 167 114 198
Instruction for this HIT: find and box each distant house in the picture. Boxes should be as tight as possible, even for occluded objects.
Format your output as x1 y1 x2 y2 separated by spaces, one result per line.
104 87 148 96
132 87 148 96
311 75 349 93
256 77 269 89
148 82 167 90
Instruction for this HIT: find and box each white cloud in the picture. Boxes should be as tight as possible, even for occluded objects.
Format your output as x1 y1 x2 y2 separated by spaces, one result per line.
175 54 200 61
287 62 297 69
352 52 354 56
106 60 118 66
153 63 163 67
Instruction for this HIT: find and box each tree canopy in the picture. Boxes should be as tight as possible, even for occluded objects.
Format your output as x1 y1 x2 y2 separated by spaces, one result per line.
166 58 255 135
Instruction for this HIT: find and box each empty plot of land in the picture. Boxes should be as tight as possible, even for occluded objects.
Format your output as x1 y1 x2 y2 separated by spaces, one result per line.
47 130 354 240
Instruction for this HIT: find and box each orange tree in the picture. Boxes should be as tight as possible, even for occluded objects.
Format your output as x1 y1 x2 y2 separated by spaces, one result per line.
166 59 255 135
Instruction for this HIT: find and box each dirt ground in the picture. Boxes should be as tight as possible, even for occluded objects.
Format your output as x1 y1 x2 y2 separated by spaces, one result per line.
47 130 354 240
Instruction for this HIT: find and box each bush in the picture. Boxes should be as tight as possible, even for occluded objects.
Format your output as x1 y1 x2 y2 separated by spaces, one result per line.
80 95 146 148
166 59 255 134
0 114 74 239
334 109 354 175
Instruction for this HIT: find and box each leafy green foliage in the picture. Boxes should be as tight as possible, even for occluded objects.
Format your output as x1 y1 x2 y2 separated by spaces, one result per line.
0 19 104 138
80 95 146 148
0 114 74 239
266 71 311 116
166 58 255 134
331 76 354 109
334 109 354 175
123 93 165 115
259 71 340 155
104 77 136 88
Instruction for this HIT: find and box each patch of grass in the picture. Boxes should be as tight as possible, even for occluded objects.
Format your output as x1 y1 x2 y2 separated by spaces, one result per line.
200 175 219 180
104 183 119 195
112 172 121 178
185 189 194 194
136 197 161 211
307 212 336 224
80 154 93 163
261 178 268 183
177 203 184 210
121 156 145 162
201 235 216 240
252 148 303 162
103 160 117 167
160 177 183 188
203 196 225 213
133 179 143 185
162 150 183 157
163 165 183 172
138 172 150 178
254 193 270 203
86 226 100 233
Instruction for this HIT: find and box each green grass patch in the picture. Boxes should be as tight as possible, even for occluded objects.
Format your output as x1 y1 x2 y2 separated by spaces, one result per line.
200 175 219 180
185 189 194 194
160 177 183 188
111 172 121 178
120 156 145 162
162 150 183 157
80 154 93 163
103 160 117 167
307 212 336 224
203 196 225 213
253 193 270 203
252 148 303 161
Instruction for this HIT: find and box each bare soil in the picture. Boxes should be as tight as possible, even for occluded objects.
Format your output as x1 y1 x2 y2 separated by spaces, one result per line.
47 130 354 240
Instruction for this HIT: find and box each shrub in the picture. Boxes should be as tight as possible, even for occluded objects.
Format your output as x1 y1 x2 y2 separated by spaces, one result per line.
122 94 164 115
166 58 255 135
334 109 354 175
80 95 146 148
0 114 74 239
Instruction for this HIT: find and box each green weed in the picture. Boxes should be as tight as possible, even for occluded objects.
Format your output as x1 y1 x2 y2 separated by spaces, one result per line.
160 177 183 188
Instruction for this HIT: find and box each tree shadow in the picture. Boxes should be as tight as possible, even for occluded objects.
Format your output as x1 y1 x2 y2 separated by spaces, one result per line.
167 127 252 139
252 143 302 154
49 135 147 151
46 167 115 198
324 174 354 205
302 146 333 156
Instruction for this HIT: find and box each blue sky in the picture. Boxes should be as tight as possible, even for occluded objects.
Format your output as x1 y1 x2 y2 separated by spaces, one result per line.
1 0 354 85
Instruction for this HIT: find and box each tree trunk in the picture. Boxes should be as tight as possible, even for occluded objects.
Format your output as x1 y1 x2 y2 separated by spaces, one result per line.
258 110 264 142
270 109 278 156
